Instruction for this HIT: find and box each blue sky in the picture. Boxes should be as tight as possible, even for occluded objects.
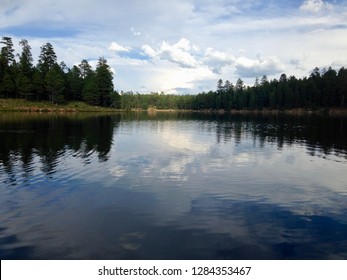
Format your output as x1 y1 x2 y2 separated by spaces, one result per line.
1 0 347 94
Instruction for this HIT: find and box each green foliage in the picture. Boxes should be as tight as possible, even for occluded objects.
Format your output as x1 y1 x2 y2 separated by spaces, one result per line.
16 39 34 99
32 69 45 100
1 70 16 97
66 66 83 101
96 57 113 107
37 42 57 74
18 39 33 75
0 37 16 98
0 37 15 70
83 73 99 106
79 59 92 79
16 73 34 99
0 37 116 107
45 63 65 104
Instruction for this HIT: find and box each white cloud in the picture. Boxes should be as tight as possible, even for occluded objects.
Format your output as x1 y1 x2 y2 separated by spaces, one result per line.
142 38 199 69
141 45 156 58
300 0 333 13
235 55 285 78
173 38 192 51
160 42 198 68
109 42 131 52
203 48 235 74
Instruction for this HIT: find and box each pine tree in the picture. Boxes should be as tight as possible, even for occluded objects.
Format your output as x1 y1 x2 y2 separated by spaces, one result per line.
0 37 15 70
37 43 57 75
79 59 92 79
96 57 113 107
0 37 16 97
16 39 34 99
37 43 58 100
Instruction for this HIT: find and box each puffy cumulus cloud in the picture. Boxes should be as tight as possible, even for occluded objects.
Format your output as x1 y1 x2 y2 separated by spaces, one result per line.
234 55 284 78
141 38 199 68
141 45 156 58
109 42 131 52
160 41 198 68
141 39 235 80
173 38 200 52
299 0 333 13
203 48 235 74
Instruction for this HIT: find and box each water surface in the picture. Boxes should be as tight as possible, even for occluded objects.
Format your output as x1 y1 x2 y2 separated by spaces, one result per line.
0 112 347 259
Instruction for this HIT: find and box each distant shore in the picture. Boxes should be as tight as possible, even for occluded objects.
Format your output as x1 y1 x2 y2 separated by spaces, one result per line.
146 107 347 116
1 98 347 115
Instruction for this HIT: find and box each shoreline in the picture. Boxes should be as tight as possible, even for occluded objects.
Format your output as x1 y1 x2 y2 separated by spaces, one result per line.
145 107 347 116
1 99 347 115
0 99 120 113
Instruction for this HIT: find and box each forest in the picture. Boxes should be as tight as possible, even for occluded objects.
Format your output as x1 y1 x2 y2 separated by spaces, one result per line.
0 36 115 107
1 36 346 111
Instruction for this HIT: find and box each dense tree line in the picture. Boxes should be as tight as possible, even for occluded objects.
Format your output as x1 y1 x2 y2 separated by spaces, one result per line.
1 36 346 111
119 68 347 111
0 36 116 106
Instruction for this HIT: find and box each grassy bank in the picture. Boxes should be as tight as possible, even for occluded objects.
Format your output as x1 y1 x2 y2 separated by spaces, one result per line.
1 98 346 115
0 99 119 112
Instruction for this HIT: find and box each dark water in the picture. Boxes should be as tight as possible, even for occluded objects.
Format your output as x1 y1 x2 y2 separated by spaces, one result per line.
0 111 347 260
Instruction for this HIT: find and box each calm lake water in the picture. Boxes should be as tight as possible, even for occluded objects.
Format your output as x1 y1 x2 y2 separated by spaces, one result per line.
0 111 347 260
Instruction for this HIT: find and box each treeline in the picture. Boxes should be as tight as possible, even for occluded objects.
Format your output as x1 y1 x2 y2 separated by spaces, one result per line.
120 68 347 111
1 36 346 111
0 36 117 106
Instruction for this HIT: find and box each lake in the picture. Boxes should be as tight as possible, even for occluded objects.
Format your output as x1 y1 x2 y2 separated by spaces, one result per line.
0 111 347 260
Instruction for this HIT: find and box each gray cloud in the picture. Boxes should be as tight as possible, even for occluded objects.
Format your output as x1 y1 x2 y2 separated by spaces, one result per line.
203 48 235 74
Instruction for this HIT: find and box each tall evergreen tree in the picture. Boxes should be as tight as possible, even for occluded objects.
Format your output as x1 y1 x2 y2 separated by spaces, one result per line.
217 79 223 93
0 37 15 69
37 43 57 75
235 78 245 109
16 39 34 99
96 57 113 107
18 39 33 74
79 59 93 79
0 37 16 97
36 43 58 100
